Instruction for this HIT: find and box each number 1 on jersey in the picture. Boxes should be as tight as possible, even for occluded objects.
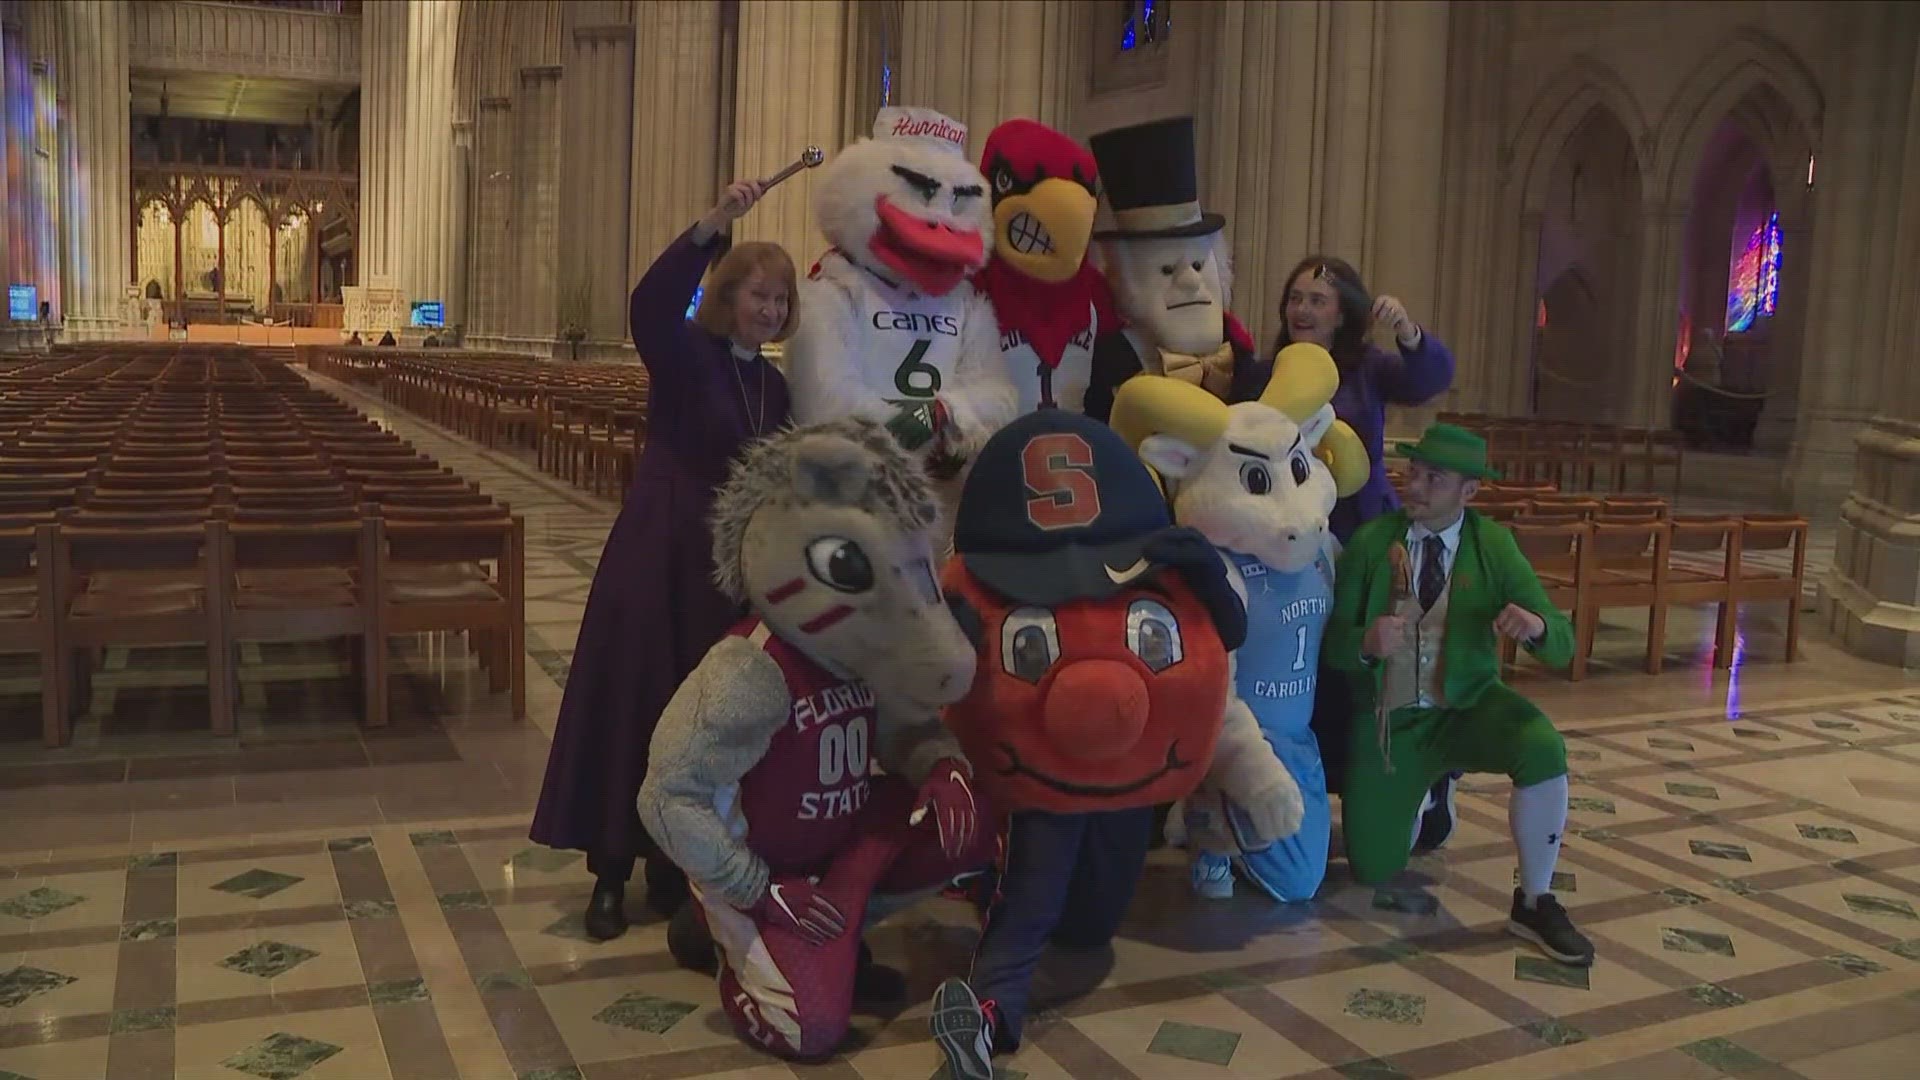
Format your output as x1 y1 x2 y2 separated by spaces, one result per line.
1291 624 1309 672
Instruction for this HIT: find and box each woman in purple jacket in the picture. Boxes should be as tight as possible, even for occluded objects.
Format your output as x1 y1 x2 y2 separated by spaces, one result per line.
531 178 795 941
1270 256 1461 854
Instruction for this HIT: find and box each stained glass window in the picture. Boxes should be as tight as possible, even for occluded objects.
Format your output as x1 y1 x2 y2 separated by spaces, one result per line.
1121 1 1169 52
1725 211 1782 333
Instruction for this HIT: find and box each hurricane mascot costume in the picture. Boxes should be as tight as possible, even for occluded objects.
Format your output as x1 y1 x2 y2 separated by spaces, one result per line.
1081 116 1269 421
923 408 1301 1080
974 118 1119 414
784 107 1018 538
637 417 996 1063
1111 345 1370 903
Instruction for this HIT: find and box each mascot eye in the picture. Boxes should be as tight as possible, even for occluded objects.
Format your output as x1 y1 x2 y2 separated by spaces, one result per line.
1127 599 1184 672
1191 259 1204 271
1159 264 1176 276
1000 606 1059 684
1290 451 1313 486
994 168 1014 194
1240 460 1272 495
805 537 874 593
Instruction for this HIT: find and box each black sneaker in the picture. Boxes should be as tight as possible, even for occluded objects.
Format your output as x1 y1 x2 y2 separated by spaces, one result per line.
1414 773 1460 853
1508 889 1595 966
929 978 995 1080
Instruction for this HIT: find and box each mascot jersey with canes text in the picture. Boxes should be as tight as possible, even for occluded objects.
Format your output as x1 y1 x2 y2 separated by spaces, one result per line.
785 107 1017 514
636 418 995 1063
974 118 1119 414
1112 346 1370 904
925 409 1301 1080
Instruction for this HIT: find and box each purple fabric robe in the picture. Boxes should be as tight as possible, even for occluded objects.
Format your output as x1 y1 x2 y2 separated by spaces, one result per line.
530 226 792 864
1327 334 1455 542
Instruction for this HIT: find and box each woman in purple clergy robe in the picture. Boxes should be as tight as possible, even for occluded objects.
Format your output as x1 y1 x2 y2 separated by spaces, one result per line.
531 178 795 941
1269 255 1463 851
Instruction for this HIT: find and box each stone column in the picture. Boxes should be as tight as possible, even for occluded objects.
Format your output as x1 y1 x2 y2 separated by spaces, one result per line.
358 0 408 287
1819 21 1920 668
1624 199 1690 429
732 0 848 264
511 65 563 348
54 0 130 340
1430 1 1512 413
27 6 59 325
471 97 512 343
1755 176 1812 451
561 17 635 348
404 0 457 307
629 0 724 284
448 119 471 332
1788 1 1916 513
895 0 1084 154
1202 0 1329 352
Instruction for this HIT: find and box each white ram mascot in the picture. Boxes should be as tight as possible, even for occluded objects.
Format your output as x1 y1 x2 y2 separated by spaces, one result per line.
786 107 1018 543
1111 343 1370 902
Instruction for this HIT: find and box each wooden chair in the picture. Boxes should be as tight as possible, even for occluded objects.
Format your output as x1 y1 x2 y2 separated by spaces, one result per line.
1658 516 1740 669
54 521 231 733
1732 513 1808 662
1577 520 1670 675
1504 520 1591 681
0 523 63 745
374 513 527 720
211 516 383 732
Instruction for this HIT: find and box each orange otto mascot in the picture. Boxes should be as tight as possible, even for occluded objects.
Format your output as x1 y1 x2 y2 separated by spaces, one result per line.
926 407 1248 1079
975 119 1118 415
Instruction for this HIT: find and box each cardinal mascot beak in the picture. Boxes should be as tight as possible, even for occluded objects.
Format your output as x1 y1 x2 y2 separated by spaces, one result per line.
993 177 1097 284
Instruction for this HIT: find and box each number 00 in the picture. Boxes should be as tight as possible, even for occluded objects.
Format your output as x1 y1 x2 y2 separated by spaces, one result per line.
816 716 871 785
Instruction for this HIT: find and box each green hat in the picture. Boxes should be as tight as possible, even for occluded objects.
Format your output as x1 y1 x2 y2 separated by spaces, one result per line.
1393 423 1501 480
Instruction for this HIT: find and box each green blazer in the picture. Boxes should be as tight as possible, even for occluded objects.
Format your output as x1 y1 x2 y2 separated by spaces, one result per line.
1326 509 1575 712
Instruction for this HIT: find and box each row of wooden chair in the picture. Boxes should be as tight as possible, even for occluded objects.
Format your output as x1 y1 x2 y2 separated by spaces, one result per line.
0 349 530 744
1503 513 1807 680
1 507 526 748
303 348 654 500
1435 412 1686 495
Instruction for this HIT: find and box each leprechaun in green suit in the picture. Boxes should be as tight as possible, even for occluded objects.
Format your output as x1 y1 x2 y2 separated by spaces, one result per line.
1326 423 1594 966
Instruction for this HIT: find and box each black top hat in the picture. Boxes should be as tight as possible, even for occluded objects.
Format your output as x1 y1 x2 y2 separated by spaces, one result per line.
1088 116 1226 240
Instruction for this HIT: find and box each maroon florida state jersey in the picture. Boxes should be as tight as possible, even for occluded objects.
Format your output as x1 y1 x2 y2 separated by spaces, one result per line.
730 619 879 873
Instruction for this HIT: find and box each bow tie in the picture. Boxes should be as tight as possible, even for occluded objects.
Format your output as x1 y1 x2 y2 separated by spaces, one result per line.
1157 341 1236 398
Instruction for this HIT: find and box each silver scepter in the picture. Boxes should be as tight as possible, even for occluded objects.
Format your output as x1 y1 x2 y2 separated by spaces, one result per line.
763 146 825 190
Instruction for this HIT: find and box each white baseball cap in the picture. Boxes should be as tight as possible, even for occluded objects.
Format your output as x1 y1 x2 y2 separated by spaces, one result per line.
873 106 968 156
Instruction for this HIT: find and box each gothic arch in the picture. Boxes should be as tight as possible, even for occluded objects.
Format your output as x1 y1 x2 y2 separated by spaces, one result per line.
1507 55 1651 213
1650 28 1822 201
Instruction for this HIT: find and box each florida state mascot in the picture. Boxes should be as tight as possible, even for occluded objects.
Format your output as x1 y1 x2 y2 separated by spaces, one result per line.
975 118 1118 414
785 107 1017 535
638 418 995 1062
926 408 1300 1080
1082 116 1269 421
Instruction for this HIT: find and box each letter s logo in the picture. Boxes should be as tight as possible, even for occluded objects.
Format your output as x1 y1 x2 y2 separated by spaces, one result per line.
1021 433 1102 531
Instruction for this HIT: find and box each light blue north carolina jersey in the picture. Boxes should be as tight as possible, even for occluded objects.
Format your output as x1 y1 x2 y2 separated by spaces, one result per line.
1230 550 1333 738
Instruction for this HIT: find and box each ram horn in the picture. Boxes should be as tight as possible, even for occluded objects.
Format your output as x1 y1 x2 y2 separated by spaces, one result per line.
1257 342 1340 420
1109 374 1231 454
1317 418 1370 498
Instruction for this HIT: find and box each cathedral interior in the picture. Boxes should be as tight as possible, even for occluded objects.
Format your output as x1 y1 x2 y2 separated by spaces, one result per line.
2 1 1920 1078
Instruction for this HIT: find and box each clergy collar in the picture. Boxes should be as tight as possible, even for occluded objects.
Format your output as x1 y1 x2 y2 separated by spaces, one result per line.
728 341 760 363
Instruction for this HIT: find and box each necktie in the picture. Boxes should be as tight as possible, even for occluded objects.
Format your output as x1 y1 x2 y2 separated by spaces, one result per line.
1418 534 1447 612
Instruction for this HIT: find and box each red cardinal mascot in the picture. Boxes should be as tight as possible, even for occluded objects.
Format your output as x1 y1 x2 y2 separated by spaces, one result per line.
975 119 1118 415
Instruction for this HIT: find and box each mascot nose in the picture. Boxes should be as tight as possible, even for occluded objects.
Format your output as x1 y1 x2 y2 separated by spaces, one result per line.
1042 659 1148 760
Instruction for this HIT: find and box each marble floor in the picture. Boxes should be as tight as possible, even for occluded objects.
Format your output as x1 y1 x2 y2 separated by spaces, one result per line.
2 372 1917 1080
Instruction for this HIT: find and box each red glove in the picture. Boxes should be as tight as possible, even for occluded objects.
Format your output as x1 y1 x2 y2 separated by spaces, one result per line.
749 877 846 946
910 758 978 860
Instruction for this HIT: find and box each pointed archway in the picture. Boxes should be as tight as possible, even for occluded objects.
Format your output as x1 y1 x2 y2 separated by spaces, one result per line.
1527 103 1645 422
